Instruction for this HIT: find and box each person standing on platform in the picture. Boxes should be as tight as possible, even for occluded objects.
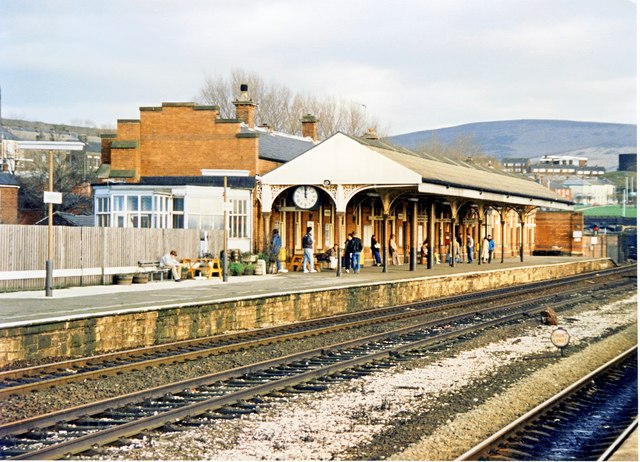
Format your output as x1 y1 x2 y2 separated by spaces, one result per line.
389 234 401 265
466 233 474 263
481 235 490 263
302 227 316 273
488 235 495 263
371 234 382 266
160 250 182 282
351 232 363 274
344 233 353 273
270 229 283 273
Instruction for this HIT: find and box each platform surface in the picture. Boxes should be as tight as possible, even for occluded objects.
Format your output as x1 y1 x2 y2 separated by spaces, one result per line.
0 256 610 328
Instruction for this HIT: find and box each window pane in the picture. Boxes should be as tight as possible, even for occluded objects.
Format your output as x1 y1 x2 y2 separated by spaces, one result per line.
173 197 184 212
113 196 124 211
127 196 139 211
187 215 200 229
141 196 153 211
173 215 184 228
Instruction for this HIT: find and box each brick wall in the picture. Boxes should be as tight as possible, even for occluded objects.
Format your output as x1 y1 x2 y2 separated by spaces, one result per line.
105 103 260 178
535 211 584 255
0 258 614 366
0 187 19 224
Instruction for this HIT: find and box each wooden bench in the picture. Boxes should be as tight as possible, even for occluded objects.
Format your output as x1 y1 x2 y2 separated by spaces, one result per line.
289 255 321 272
182 258 223 280
137 260 170 281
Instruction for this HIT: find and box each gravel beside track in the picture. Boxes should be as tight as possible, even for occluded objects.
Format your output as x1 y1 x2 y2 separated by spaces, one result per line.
76 288 637 461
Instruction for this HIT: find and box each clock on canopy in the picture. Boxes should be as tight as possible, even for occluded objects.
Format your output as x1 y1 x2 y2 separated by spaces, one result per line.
292 185 319 209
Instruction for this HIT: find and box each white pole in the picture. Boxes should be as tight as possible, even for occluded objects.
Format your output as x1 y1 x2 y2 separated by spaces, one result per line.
623 177 628 217
223 176 228 282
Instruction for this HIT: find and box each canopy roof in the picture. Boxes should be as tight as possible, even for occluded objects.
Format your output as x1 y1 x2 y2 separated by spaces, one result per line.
260 132 573 210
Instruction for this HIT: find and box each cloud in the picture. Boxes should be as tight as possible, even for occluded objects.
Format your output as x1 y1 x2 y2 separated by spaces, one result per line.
0 0 635 133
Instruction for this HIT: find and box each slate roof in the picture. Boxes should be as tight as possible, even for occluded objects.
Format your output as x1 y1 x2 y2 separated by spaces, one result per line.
35 212 94 227
139 176 256 189
0 172 19 187
349 134 571 205
241 125 315 163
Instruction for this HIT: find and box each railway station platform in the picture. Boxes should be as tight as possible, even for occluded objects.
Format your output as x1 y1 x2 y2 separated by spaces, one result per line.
0 256 619 367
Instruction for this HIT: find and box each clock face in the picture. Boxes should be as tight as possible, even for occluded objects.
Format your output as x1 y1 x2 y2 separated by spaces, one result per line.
292 185 319 209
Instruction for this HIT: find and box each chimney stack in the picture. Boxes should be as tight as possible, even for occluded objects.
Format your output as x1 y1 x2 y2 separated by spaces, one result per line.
233 83 257 128
363 127 379 140
301 114 318 141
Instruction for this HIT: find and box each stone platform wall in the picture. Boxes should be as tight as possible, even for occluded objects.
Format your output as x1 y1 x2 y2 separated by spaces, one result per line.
0 259 616 367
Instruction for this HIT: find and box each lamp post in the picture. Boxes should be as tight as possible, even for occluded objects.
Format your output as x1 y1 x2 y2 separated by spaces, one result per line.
45 150 54 296
16 141 84 296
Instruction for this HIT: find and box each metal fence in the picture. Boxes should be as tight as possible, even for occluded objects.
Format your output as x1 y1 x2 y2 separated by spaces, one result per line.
0 225 223 291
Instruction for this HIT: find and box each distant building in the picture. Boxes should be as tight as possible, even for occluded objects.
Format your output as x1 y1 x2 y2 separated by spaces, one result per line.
618 153 637 172
530 155 605 177
0 172 19 224
546 180 573 201
562 178 615 206
502 157 530 173
1 134 101 176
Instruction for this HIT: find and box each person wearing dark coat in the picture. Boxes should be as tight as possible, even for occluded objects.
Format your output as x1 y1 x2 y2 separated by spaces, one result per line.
371 234 382 266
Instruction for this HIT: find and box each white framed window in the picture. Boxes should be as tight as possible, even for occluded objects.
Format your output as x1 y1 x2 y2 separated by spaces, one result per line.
96 197 110 226
229 198 249 238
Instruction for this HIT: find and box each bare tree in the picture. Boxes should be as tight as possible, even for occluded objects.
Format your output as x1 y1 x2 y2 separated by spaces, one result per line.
415 134 500 169
198 69 384 140
17 126 96 216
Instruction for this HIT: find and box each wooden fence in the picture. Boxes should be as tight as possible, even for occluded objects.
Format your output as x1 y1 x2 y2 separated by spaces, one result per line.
0 225 223 291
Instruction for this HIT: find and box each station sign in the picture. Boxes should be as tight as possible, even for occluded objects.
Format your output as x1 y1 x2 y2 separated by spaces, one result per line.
43 191 62 204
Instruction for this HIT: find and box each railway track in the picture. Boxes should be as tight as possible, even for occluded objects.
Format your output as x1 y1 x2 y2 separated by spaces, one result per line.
0 270 635 460
0 265 634 400
457 346 638 461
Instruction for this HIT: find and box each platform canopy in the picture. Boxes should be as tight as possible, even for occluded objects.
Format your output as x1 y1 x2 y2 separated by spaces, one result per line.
259 132 573 212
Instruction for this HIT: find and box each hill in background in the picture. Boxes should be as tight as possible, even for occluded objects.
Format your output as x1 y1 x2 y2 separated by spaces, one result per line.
387 119 636 171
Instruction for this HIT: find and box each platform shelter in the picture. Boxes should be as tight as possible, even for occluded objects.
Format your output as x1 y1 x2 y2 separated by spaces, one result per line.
258 131 573 271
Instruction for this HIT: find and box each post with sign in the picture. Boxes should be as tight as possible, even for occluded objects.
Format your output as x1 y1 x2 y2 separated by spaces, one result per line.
222 176 229 282
550 327 570 357
14 141 85 296
45 150 57 296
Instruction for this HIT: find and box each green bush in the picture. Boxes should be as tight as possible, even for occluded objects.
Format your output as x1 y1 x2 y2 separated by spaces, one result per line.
229 262 246 276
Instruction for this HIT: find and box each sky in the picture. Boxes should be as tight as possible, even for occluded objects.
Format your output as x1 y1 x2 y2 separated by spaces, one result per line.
0 0 636 136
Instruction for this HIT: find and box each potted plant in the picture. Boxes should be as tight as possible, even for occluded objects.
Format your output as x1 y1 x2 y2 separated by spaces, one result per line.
244 263 256 275
115 273 134 285
132 272 149 284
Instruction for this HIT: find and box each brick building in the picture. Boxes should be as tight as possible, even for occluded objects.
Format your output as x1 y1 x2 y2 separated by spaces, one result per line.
534 211 585 256
0 172 19 224
93 85 316 252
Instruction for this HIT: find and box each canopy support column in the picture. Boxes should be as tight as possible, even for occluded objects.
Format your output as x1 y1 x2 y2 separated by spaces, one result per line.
500 208 507 263
449 200 459 267
409 199 418 271
427 201 435 269
336 211 345 277
477 204 484 266
262 212 272 253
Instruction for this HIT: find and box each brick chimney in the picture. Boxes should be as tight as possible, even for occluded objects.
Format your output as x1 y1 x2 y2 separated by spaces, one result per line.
301 113 318 141
233 83 257 128
363 127 379 140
